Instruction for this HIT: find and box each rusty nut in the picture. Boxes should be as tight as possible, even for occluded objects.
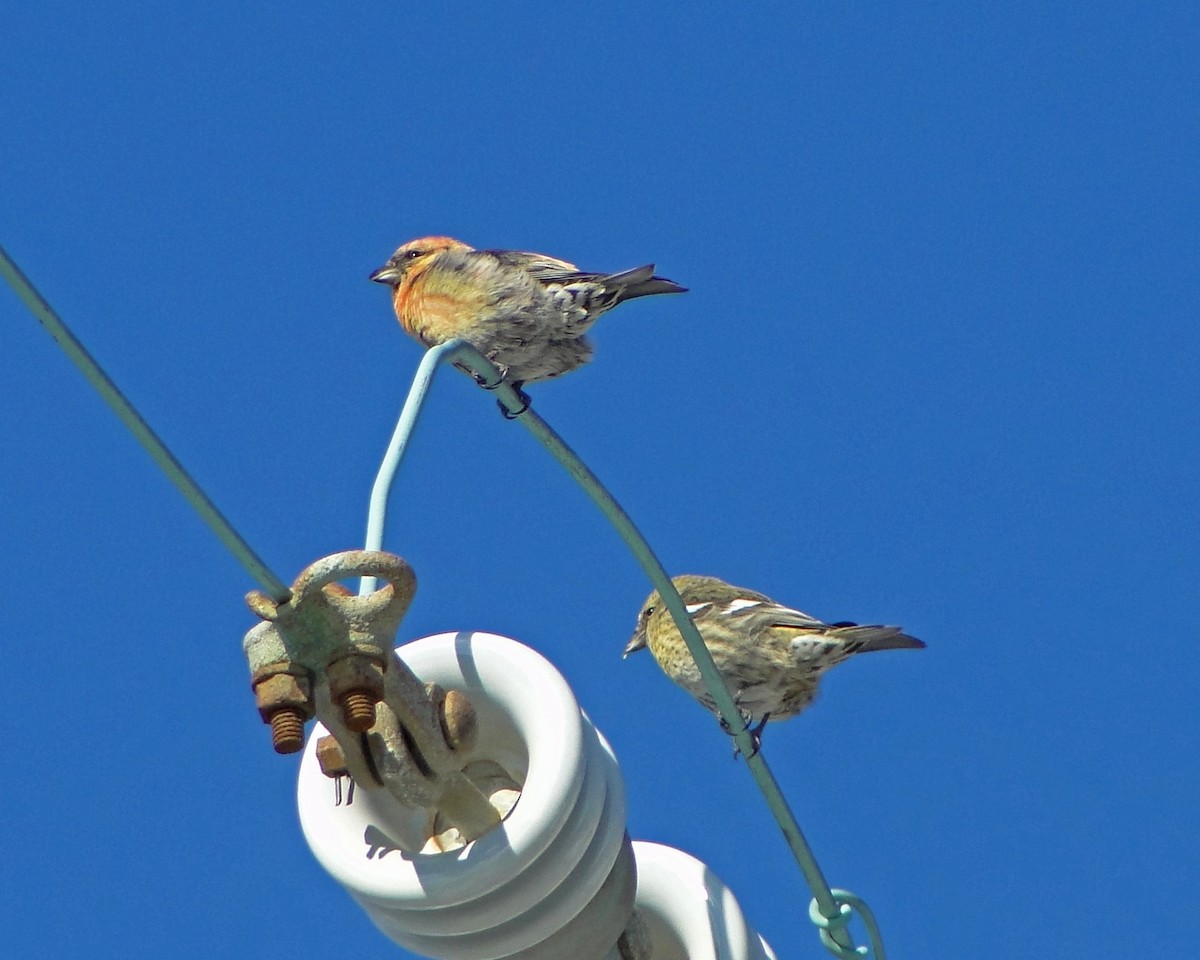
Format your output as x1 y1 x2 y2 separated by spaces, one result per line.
315 735 350 778
251 666 314 754
252 668 314 720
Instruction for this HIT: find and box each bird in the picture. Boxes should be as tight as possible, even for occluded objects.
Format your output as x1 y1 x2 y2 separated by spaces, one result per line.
370 236 685 386
624 575 925 751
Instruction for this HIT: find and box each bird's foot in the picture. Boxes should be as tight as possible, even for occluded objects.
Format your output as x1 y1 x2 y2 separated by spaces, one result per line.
743 713 770 758
717 709 745 737
467 367 501 390
469 365 531 418
465 354 510 388
497 382 531 419
720 710 768 760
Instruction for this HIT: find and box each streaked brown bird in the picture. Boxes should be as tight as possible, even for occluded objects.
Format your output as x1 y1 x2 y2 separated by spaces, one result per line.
370 236 686 386
624 575 925 748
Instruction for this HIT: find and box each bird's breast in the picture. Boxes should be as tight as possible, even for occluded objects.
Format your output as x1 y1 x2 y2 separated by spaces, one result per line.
395 269 495 346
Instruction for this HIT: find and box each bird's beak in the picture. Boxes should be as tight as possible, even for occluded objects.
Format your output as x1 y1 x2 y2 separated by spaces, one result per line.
370 265 402 285
622 630 647 658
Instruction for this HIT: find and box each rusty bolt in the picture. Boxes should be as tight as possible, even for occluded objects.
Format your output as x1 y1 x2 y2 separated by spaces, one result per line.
252 667 314 755
440 689 479 753
268 709 306 754
339 691 377 732
315 735 350 778
326 652 386 733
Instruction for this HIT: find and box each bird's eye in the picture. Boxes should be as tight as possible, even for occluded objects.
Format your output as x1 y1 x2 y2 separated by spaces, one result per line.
641 606 655 621
403 249 424 261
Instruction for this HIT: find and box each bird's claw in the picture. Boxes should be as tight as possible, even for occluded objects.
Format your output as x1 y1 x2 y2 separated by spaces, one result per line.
468 365 531 419
498 383 531 419
720 710 768 760
742 714 769 758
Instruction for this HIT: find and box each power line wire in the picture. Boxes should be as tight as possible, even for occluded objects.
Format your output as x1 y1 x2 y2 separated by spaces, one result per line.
0 244 291 602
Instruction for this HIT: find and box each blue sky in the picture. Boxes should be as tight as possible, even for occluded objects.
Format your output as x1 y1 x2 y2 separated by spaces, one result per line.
2 3 1197 957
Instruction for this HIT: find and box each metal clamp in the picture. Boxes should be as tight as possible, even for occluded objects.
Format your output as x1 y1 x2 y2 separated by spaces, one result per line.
243 550 500 843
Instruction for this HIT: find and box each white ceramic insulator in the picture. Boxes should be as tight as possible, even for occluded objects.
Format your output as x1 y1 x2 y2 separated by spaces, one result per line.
297 632 634 960
625 842 778 960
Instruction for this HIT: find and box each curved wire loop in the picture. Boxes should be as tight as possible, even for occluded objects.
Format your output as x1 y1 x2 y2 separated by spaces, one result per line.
808 889 886 959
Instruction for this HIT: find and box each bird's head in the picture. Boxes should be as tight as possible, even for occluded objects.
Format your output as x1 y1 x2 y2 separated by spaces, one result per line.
622 575 728 657
370 236 473 287
624 591 657 657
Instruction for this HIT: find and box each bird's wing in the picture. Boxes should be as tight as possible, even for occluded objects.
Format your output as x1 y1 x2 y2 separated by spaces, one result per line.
689 595 828 633
483 250 680 334
481 249 684 297
481 249 587 284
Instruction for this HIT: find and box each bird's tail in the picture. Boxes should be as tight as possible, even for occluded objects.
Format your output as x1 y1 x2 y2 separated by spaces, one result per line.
830 624 926 653
604 264 688 302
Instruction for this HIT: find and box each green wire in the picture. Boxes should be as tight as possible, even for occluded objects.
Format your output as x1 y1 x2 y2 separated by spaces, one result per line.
0 244 291 602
